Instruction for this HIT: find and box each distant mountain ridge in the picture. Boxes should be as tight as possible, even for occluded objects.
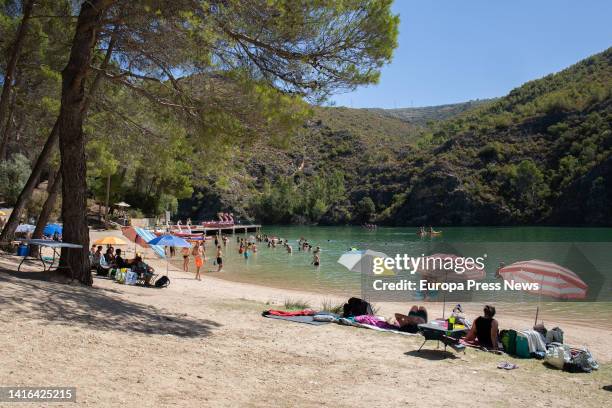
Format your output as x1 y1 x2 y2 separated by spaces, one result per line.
365 99 495 125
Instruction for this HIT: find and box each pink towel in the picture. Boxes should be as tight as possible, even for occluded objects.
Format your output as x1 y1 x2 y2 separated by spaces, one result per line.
355 315 399 330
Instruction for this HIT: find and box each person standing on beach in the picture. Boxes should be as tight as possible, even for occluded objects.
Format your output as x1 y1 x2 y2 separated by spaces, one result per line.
222 235 228 247
193 241 205 280
216 245 223 272
181 246 190 272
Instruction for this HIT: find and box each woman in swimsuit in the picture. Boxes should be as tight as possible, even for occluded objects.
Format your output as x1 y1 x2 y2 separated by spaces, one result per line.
181 246 190 272
465 305 499 349
216 245 223 272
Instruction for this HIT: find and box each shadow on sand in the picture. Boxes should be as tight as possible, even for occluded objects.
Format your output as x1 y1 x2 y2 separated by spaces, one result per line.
404 349 459 360
0 269 220 338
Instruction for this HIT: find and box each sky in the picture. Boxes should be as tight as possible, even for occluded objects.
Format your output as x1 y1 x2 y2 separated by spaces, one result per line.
330 0 612 109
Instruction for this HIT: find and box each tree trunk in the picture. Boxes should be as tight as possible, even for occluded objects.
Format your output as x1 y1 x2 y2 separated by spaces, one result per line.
104 174 111 225
57 0 111 284
0 21 116 244
0 0 35 158
30 171 61 257
0 98 15 160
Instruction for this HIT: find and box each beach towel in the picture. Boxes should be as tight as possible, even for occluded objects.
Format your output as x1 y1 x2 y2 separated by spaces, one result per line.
263 314 331 325
355 315 400 330
262 309 316 317
518 330 546 353
337 317 418 336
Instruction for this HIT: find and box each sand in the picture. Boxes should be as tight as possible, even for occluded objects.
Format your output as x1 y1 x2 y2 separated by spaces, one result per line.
0 229 610 407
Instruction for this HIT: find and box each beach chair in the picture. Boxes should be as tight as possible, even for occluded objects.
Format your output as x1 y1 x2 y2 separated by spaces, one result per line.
417 324 466 353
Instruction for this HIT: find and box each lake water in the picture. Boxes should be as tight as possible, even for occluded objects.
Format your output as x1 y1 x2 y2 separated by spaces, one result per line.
188 226 612 304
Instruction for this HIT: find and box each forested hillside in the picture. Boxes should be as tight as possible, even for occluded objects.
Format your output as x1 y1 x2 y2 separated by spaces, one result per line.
385 47 612 226
180 47 612 226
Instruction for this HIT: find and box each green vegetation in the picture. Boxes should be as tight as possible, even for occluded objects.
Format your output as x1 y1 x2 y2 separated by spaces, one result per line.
388 47 612 225
283 299 312 311
0 153 29 205
0 0 400 283
320 299 344 315
196 47 610 226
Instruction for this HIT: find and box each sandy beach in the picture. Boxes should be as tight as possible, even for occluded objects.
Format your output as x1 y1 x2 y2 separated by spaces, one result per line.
0 229 610 407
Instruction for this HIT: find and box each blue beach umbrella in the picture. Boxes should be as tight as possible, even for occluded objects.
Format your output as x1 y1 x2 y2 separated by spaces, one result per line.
43 223 63 237
147 234 191 248
147 234 191 276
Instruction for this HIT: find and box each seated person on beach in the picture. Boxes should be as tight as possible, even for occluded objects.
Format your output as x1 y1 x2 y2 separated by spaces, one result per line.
104 248 114 263
132 256 155 285
464 305 499 349
92 246 103 266
395 306 428 333
113 249 129 269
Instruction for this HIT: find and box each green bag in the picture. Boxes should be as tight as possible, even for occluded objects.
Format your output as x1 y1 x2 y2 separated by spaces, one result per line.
501 329 517 355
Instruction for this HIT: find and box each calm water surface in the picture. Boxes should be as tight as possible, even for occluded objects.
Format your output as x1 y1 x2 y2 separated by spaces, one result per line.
183 226 612 302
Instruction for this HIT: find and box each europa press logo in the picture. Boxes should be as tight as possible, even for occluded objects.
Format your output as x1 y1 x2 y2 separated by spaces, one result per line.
337 249 396 276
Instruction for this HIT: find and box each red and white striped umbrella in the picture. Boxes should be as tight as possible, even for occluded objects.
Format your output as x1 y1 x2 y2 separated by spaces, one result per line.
417 253 485 282
498 259 587 300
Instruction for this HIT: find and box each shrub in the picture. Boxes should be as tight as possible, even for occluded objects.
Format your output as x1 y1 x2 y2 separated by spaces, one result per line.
0 154 30 205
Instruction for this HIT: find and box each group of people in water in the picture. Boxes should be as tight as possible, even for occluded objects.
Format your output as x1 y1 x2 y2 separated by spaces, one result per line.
416 226 442 237
252 234 322 267
167 232 323 280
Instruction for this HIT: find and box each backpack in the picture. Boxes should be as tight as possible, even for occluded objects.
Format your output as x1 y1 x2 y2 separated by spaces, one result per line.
545 327 564 344
342 297 373 317
155 275 170 288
